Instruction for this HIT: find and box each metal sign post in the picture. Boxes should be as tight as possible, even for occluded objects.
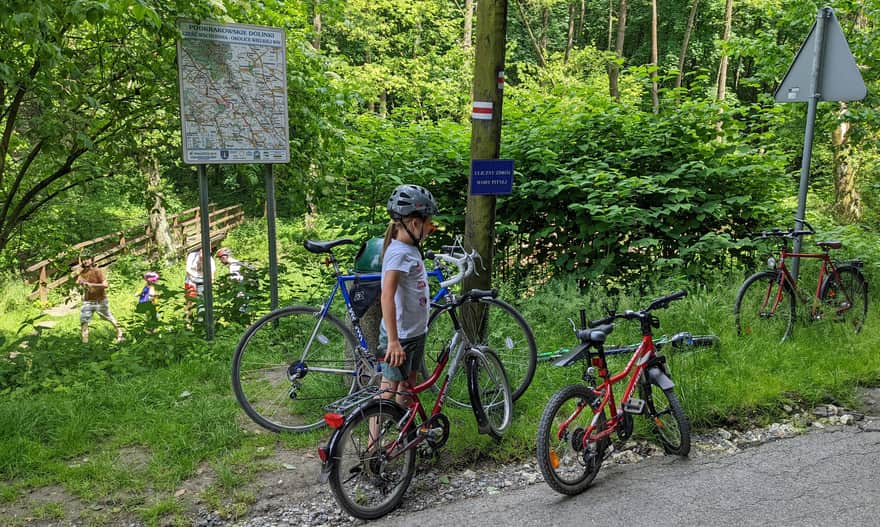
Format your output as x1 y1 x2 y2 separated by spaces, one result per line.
197 165 215 339
264 164 279 312
773 7 866 282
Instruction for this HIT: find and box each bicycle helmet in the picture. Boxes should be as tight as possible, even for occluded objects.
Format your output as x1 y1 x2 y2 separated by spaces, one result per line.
387 184 439 219
216 248 232 258
144 271 160 283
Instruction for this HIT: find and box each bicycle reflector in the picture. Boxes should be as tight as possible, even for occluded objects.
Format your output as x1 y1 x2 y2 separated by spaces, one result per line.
317 446 329 462
324 412 345 429
767 257 777 269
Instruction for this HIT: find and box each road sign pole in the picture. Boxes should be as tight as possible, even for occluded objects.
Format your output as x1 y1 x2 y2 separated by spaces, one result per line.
198 164 215 340
791 7 830 283
263 164 279 312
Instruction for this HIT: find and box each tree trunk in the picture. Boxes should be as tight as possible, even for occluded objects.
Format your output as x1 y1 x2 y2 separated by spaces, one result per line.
143 154 176 259
606 0 613 50
832 103 861 222
465 0 508 294
716 0 733 101
650 0 659 113
608 0 627 101
513 0 547 68
312 0 322 50
579 0 586 46
565 2 576 64
464 0 475 50
675 0 699 90
540 6 550 58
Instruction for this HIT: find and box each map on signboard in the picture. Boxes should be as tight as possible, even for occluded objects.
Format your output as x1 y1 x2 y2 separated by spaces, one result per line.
177 19 289 164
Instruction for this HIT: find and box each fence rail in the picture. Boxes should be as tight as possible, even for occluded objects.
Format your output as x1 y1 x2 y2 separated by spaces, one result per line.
25 203 245 302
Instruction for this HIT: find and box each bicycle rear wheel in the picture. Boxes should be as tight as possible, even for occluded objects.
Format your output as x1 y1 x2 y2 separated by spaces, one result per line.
734 270 796 342
535 384 609 495
328 400 416 520
819 264 868 333
231 306 358 433
467 347 513 440
423 296 537 406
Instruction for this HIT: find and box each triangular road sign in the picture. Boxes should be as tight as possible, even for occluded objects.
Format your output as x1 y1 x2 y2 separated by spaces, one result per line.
774 9 866 103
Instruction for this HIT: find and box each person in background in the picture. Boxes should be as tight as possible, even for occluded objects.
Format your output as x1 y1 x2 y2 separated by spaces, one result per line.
216 247 243 281
139 271 160 304
184 248 215 324
77 254 124 344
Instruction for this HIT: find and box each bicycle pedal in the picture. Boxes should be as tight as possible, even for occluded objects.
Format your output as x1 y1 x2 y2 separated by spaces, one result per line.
622 398 645 414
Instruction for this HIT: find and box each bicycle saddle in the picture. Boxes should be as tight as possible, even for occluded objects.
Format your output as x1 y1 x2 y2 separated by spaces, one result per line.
552 324 615 367
303 239 356 253
815 240 842 250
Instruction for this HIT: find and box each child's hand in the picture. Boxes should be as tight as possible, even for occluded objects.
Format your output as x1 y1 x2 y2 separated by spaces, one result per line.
384 341 406 367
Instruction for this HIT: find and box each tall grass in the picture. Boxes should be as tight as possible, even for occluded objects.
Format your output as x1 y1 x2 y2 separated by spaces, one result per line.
1 268 879 524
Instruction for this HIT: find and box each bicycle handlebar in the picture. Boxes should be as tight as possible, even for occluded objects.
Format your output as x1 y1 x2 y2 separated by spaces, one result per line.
431 250 478 288
758 218 816 240
588 290 688 327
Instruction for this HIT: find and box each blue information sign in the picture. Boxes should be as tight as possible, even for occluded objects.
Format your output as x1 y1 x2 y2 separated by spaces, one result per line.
470 159 514 195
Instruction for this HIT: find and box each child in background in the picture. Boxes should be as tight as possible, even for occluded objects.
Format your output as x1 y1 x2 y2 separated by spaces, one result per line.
138 272 159 304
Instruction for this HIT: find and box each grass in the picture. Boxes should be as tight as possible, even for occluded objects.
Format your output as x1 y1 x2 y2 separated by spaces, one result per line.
1 274 879 525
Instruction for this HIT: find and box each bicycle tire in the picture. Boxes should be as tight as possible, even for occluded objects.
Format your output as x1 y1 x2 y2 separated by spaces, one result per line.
734 270 796 342
640 381 690 456
819 264 868 333
467 347 513 440
535 384 608 495
422 296 537 406
231 305 358 433
327 400 416 520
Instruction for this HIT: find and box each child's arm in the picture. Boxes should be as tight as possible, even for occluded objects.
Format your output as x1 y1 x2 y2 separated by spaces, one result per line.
381 270 406 367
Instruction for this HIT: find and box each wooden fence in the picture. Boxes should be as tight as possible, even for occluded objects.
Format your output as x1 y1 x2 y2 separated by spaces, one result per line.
25 203 245 302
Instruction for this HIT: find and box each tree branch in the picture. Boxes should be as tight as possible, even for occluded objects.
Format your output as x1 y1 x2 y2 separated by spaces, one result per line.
0 58 41 190
0 138 45 230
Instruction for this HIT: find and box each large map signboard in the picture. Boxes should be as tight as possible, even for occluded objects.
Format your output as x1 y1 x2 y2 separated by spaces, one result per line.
177 20 289 164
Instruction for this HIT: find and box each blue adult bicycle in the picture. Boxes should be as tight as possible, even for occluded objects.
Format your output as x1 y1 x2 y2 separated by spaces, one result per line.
231 237 536 433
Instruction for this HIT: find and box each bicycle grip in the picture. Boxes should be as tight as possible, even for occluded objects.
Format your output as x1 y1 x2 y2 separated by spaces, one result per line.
647 290 687 311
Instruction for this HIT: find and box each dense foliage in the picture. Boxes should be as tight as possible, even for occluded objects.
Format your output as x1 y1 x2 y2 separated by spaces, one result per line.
3 0 880 287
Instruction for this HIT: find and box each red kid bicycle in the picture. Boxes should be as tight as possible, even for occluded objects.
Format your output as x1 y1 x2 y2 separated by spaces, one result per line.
536 291 691 495
734 220 868 342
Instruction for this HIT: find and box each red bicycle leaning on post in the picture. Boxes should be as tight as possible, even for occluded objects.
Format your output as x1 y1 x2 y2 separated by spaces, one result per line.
734 219 868 342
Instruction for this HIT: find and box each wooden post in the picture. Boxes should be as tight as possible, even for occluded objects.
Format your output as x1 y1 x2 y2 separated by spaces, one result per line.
464 0 508 293
38 265 48 303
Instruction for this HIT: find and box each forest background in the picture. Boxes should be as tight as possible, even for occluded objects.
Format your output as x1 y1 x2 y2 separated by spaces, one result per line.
2 0 880 524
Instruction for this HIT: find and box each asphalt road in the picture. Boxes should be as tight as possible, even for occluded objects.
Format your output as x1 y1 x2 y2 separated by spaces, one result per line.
377 419 880 527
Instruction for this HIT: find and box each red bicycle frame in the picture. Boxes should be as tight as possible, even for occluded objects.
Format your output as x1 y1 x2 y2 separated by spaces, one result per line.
558 335 658 450
764 246 850 317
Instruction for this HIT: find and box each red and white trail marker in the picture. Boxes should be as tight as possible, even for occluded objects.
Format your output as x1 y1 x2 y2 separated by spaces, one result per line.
472 101 493 120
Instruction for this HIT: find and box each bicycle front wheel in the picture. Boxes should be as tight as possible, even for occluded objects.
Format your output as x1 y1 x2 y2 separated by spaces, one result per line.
640 381 690 456
424 296 537 406
328 400 416 520
467 347 513 440
535 384 608 495
819 264 868 333
231 306 358 433
734 270 796 342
